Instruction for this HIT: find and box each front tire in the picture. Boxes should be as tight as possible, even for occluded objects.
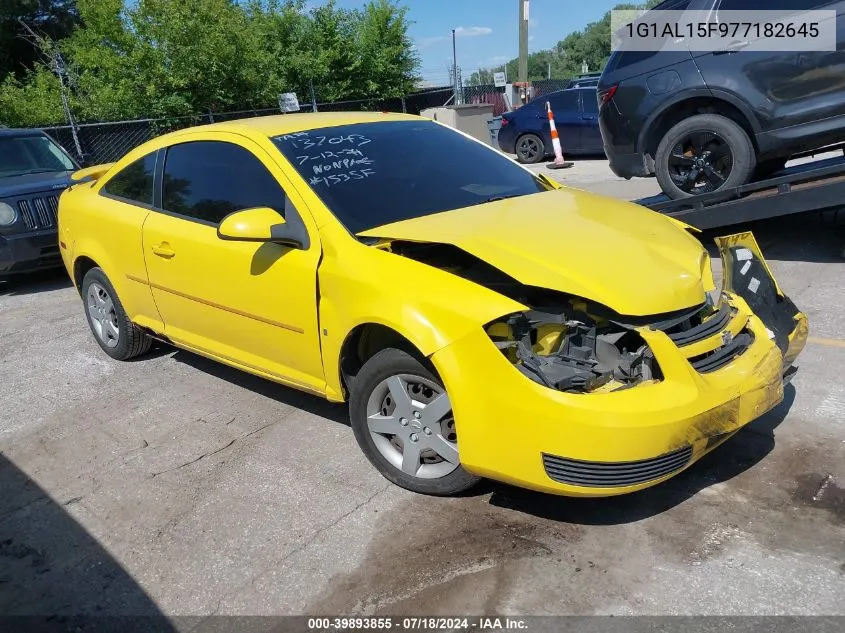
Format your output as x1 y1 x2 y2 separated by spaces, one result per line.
349 348 480 496
81 267 152 360
655 114 756 199
515 133 546 164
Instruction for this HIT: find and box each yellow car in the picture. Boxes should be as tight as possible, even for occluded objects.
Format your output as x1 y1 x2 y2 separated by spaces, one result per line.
58 112 808 497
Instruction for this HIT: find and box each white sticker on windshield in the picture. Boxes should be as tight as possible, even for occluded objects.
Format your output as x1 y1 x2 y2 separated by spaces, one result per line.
736 248 753 261
748 278 761 294
740 261 751 276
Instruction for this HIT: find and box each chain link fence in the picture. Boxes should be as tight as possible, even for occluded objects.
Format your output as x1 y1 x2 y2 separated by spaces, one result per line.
532 79 571 97
461 80 572 117
43 88 455 166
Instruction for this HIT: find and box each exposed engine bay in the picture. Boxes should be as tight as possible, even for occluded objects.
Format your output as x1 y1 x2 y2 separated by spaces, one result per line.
382 240 724 394
485 311 659 394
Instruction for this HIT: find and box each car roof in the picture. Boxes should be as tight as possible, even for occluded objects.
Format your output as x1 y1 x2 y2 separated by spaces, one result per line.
0 128 46 138
545 87 594 98
161 111 419 142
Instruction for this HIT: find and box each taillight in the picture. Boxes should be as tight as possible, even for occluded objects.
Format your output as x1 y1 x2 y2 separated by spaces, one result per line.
500 116 510 127
598 84 618 106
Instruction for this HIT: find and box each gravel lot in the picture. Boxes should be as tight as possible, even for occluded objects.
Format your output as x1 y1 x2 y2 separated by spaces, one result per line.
2 159 844 619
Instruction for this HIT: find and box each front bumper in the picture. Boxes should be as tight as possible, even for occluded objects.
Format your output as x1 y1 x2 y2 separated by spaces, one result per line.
0 230 62 277
431 232 808 497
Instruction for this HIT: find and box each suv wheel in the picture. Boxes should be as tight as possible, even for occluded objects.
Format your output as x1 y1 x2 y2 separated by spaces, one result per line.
655 114 756 199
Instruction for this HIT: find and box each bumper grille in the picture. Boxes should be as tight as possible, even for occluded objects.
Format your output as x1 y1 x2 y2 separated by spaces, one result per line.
17 195 59 230
542 445 693 488
689 328 755 374
668 303 733 347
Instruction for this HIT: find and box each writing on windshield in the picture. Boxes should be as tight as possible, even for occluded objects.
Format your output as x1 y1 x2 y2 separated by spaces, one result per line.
281 131 376 189
274 121 545 234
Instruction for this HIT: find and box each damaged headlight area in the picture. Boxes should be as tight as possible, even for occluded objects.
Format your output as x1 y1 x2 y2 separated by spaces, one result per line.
486 309 661 394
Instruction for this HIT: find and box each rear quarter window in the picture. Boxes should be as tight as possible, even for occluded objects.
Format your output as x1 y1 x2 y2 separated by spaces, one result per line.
101 152 157 206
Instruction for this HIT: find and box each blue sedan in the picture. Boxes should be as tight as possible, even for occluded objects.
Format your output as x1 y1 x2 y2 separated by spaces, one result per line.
497 88 604 164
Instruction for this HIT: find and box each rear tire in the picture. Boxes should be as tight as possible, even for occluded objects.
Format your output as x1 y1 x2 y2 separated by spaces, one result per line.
81 267 152 361
655 114 756 200
349 348 480 496
515 133 546 164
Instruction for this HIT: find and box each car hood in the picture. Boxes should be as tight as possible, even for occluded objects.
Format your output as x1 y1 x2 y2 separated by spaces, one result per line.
357 188 713 316
0 171 75 199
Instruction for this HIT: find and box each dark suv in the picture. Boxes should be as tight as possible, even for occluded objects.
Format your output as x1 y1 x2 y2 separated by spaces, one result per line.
0 128 79 277
599 0 845 198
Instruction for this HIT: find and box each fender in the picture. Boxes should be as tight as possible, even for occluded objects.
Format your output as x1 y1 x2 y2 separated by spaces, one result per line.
319 293 522 402
637 88 762 155
70 237 157 329
316 245 526 401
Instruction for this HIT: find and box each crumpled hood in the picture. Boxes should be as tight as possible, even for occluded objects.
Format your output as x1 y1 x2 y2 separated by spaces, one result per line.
357 188 713 316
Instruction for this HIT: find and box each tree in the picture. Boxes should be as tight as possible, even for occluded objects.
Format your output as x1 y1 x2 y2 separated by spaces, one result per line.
0 0 79 79
466 68 496 86
0 0 421 126
353 0 419 99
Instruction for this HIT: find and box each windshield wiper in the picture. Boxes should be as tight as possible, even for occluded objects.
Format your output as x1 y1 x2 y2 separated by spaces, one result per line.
476 194 520 206
23 168 60 175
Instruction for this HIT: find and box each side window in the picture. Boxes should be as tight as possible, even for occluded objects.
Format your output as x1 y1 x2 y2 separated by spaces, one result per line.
549 91 579 113
161 141 286 225
101 152 156 205
581 90 599 114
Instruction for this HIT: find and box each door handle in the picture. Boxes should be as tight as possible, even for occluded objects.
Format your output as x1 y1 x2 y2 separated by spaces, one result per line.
151 242 176 258
714 40 750 55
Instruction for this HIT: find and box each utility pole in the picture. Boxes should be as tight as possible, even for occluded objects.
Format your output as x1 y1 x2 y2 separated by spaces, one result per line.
452 29 460 105
548 62 551 80
310 78 318 112
518 0 529 83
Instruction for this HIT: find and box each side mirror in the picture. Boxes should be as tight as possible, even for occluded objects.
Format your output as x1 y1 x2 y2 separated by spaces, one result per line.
217 207 305 249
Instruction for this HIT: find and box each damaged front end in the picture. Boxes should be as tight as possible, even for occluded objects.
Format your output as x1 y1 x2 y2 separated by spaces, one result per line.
382 231 807 397
483 231 807 395
486 307 662 394
716 232 808 373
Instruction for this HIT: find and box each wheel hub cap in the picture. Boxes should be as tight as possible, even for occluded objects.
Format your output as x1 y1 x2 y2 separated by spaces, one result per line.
365 374 460 479
86 282 120 348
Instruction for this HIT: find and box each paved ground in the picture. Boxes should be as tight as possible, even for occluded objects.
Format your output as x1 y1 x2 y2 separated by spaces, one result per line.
527 156 662 200
2 161 844 619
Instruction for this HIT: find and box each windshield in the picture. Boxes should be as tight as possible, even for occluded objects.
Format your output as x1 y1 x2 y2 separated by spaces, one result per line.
273 120 546 234
0 135 77 178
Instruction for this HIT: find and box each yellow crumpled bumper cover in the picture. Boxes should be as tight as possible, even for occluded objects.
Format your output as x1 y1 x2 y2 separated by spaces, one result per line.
430 232 808 497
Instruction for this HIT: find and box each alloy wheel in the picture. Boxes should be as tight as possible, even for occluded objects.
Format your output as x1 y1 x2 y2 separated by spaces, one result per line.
667 131 734 194
365 374 459 479
86 282 120 348
517 136 542 162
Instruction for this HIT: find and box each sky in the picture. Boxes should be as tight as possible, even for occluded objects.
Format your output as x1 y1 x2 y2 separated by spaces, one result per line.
311 0 623 85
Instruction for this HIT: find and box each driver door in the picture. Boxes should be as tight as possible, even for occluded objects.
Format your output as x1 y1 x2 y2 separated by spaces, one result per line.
141 133 325 394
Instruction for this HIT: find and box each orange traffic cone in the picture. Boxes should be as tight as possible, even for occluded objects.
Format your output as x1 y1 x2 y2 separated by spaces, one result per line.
546 101 573 170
